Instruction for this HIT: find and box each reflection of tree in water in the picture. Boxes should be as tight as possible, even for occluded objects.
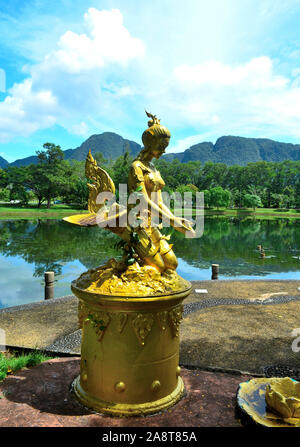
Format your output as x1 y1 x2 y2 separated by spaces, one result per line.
33 262 64 278
0 219 119 277
0 217 299 278
165 217 300 277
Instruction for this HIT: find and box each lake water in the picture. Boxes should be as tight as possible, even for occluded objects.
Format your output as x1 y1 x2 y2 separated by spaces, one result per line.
0 217 299 309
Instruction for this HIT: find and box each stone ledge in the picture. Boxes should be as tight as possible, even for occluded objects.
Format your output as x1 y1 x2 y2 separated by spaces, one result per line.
0 295 78 349
0 280 300 375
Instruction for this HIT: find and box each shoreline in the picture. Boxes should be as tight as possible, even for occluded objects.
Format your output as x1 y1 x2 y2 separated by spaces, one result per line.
0 205 299 220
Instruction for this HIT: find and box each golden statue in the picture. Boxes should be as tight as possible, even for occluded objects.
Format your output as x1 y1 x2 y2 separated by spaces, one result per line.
66 112 193 416
64 111 195 295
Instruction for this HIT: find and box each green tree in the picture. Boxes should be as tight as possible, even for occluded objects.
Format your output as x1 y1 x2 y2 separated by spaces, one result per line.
0 169 8 188
176 184 199 207
5 165 42 206
198 162 228 190
93 152 108 165
242 162 273 207
209 186 231 209
0 187 9 201
243 193 263 210
36 143 64 165
62 177 89 207
202 189 211 208
282 186 295 208
9 184 30 205
35 143 71 208
110 151 133 189
270 193 289 209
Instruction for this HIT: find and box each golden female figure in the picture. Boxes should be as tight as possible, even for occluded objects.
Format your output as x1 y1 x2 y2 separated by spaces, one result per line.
127 112 194 271
64 111 194 273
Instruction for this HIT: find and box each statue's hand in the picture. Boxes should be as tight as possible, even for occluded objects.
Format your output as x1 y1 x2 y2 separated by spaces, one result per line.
174 217 195 234
181 217 195 233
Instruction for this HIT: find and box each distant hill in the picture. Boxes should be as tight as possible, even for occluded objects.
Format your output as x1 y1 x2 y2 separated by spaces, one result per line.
10 155 40 168
66 132 141 161
164 136 300 165
0 156 8 168
10 132 142 167
5 133 300 168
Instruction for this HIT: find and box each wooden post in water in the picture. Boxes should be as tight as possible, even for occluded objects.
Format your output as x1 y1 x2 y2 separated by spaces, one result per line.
211 264 219 280
45 271 54 300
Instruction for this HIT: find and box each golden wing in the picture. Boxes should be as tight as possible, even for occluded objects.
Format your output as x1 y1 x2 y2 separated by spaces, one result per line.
85 150 115 213
63 150 117 227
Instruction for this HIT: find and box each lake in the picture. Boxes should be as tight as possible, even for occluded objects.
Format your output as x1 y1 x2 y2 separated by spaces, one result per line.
0 217 299 309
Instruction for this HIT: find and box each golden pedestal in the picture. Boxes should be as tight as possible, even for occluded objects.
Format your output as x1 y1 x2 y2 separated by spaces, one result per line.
71 280 191 417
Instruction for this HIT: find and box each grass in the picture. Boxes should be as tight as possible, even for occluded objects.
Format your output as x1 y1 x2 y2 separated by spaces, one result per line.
0 203 87 220
1 203 299 220
208 207 300 218
0 350 53 381
173 207 300 219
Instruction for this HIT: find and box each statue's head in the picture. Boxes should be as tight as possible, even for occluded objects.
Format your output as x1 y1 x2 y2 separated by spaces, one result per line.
141 111 171 159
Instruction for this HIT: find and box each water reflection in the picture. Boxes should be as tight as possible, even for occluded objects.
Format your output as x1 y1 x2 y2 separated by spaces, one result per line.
0 217 299 308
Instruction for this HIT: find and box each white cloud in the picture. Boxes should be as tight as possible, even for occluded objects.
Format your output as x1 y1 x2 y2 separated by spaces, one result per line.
0 8 145 143
45 8 144 74
102 82 135 98
174 57 288 89
0 78 57 143
168 133 217 153
71 121 89 136
160 56 300 140
1 4 300 151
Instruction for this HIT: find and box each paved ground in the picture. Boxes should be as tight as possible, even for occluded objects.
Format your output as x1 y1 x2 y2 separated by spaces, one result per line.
1 280 300 427
0 358 253 427
0 295 78 350
1 280 299 375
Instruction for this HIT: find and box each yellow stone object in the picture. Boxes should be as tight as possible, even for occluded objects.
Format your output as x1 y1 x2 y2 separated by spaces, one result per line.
74 258 191 296
237 378 300 427
63 111 196 273
66 112 193 416
265 377 300 419
72 271 191 416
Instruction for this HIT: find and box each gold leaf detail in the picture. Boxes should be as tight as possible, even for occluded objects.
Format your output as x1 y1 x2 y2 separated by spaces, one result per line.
157 311 169 331
117 313 128 334
78 301 88 329
86 311 111 342
132 313 154 346
168 305 184 338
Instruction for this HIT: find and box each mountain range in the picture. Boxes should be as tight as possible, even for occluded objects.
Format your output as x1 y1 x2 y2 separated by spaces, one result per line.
163 136 300 165
0 156 9 169
0 133 299 168
5 132 142 168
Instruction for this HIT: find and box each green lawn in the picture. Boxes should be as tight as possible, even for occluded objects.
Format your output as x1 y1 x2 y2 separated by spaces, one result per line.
0 203 88 219
174 207 300 219
0 350 53 382
1 203 299 220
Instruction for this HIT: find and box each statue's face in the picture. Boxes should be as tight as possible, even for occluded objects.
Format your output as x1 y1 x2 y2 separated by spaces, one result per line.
151 136 170 159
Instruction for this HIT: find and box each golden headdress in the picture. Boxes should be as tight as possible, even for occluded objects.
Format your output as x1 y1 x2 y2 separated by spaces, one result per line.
142 110 170 148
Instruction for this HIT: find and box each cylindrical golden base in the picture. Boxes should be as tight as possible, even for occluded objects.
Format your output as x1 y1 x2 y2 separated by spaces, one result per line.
72 375 185 416
71 279 191 417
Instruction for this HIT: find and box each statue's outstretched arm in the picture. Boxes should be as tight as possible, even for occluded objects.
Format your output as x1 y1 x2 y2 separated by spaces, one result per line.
157 190 195 234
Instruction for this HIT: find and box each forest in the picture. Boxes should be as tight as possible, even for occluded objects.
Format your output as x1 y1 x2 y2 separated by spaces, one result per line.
0 143 299 210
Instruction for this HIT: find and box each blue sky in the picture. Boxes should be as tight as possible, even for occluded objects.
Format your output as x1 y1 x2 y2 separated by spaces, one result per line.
1 0 300 162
